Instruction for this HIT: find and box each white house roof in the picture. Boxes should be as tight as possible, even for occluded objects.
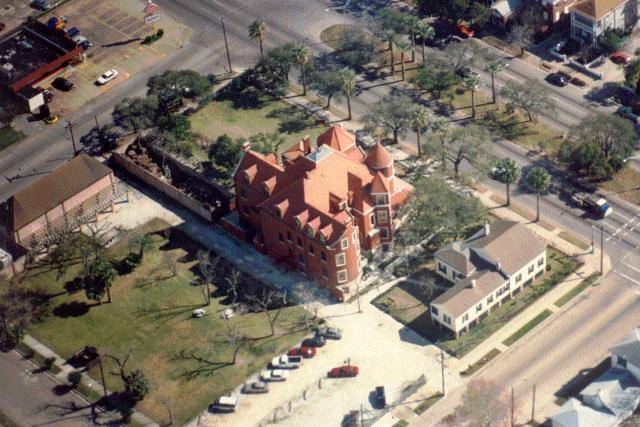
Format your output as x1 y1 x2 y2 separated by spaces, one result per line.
550 398 617 427
610 327 640 369
491 0 524 19
580 368 640 417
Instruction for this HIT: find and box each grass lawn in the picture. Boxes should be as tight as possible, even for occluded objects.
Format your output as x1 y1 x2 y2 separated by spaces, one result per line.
600 167 640 206
558 231 591 251
18 219 309 424
413 393 443 415
554 273 600 307
392 420 409 427
0 126 25 152
502 309 552 346
189 98 325 154
460 348 501 376
373 248 580 357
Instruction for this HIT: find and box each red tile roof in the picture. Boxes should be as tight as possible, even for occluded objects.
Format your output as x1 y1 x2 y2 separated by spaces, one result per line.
317 125 356 152
365 142 393 170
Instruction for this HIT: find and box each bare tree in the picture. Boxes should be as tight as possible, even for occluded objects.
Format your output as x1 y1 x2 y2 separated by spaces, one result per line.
245 289 288 337
444 379 511 427
225 268 242 309
0 279 48 350
161 252 178 279
197 250 221 306
79 218 111 262
221 319 246 365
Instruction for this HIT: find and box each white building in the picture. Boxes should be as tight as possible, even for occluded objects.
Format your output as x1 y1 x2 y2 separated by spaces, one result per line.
570 0 638 44
430 221 547 338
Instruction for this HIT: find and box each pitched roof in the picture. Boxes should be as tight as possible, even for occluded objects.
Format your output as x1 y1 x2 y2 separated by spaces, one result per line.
550 398 617 427
435 245 476 275
365 142 393 170
580 368 640 417
317 125 356 152
571 0 628 20
610 327 640 369
371 172 390 194
432 270 506 317
491 0 524 18
4 155 112 232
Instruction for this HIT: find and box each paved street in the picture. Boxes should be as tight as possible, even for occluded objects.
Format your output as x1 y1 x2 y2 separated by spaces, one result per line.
0 350 112 426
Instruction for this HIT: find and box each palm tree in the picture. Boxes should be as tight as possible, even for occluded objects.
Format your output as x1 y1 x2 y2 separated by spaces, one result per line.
383 31 398 75
526 167 551 222
484 61 506 104
395 38 411 81
491 158 520 206
248 20 268 56
429 119 449 171
411 105 430 157
415 21 435 68
337 67 357 120
463 74 482 118
292 43 312 95
405 16 418 63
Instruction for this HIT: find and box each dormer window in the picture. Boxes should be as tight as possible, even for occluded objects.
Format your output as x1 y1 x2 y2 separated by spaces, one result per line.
244 170 251 182
338 201 347 210
374 194 388 205
319 233 326 243
295 217 303 230
305 225 314 238
263 182 271 195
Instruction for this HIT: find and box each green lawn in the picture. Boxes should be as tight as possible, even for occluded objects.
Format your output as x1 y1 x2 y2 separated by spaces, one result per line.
190 98 325 154
0 126 25 152
18 219 309 424
554 273 600 307
502 309 552 346
373 248 580 357
413 393 443 415
461 348 501 376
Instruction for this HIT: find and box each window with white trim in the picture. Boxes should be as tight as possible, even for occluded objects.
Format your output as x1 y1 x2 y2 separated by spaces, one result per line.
341 238 348 250
374 194 388 205
308 245 315 256
352 230 358 243
516 274 522 283
538 257 544 266
335 253 346 266
379 227 389 239
528 265 534 274
376 210 388 223
337 269 348 283
370 213 375 226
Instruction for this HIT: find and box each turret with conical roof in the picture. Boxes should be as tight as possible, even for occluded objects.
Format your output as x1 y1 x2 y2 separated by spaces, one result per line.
365 141 394 178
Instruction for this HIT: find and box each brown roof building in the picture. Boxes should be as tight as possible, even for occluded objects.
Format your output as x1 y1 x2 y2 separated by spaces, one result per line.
431 221 547 337
0 154 117 248
570 0 636 44
230 125 413 300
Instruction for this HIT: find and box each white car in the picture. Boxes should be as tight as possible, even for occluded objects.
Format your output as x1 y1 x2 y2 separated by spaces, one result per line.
270 355 301 369
260 369 289 382
96 69 118 85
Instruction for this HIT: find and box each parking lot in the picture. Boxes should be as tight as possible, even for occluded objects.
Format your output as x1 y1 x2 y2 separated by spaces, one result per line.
0 0 39 33
194 281 462 427
35 0 190 116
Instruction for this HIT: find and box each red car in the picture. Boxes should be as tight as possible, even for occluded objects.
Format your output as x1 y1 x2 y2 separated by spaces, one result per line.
457 23 474 38
329 365 359 378
288 346 316 358
611 51 631 64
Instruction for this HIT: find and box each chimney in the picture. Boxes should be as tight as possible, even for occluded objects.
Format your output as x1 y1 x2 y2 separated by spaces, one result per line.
484 222 490 236
452 241 461 252
347 190 354 206
495 260 501 272
242 141 251 152
469 279 477 288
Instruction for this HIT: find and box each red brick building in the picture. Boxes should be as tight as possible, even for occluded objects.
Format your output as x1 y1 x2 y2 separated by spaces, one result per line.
232 125 413 299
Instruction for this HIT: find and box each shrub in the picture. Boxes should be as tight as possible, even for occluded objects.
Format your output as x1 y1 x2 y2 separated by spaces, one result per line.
177 141 194 158
68 370 83 387
156 28 164 37
44 357 56 371
21 346 35 359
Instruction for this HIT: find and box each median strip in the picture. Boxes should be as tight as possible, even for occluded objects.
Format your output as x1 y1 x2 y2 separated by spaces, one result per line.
554 273 600 307
502 309 553 346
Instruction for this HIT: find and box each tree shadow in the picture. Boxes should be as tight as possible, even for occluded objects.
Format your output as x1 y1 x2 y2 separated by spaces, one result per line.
171 349 233 379
53 301 92 318
52 384 73 396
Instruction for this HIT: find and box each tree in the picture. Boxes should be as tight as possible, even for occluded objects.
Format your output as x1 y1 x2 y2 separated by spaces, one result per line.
426 125 491 179
225 268 242 310
428 119 450 171
333 28 379 72
526 167 551 222
395 38 411 81
147 70 212 99
222 321 246 365
124 369 150 402
462 74 482 118
309 67 343 109
68 370 83 387
500 81 556 122
248 20 268 56
558 140 613 180
132 234 153 261
415 0 490 26
377 7 409 35
80 124 121 153
197 250 221 306
445 40 485 75
507 4 544 56
249 132 285 156
415 21 435 67
292 43 312 95
491 158 520 206
0 279 48 350
112 96 159 133
396 175 487 247
158 114 191 141
411 105 430 157
444 379 510 427
337 67 357 120
208 134 243 175
363 94 414 144
484 60 506 104
382 31 398 75
245 289 288 337
599 28 624 54
83 257 117 304
410 61 459 99
572 113 635 162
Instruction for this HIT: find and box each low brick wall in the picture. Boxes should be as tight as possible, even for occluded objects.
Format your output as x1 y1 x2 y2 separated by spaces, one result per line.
112 152 218 222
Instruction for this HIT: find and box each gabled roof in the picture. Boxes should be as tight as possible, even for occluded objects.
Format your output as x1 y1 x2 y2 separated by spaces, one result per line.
371 171 390 194
432 270 506 317
580 368 640 417
491 0 524 18
551 398 617 427
571 0 627 20
610 327 640 370
317 125 356 153
3 154 112 232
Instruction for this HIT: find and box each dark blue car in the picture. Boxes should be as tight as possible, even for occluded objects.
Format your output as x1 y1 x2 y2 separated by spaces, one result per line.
67 27 80 38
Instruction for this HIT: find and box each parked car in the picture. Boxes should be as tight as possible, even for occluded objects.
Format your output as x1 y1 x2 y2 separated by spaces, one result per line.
316 326 342 340
32 0 50 11
288 346 316 358
66 27 80 38
36 87 53 103
545 72 569 87
43 115 59 125
345 410 359 427
457 23 474 38
616 106 640 123
260 369 289 382
611 51 631 64
210 396 237 413
52 77 73 91
374 386 386 408
192 308 205 318
96 69 118 85
329 365 359 378
302 335 326 348
242 380 269 394
270 355 301 369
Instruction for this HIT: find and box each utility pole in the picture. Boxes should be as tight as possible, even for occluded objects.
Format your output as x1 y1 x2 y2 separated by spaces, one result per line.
220 16 233 73
591 225 595 255
440 348 446 395
600 225 605 275
65 120 78 155
511 387 515 427
531 383 536 424
94 115 99 130
356 280 361 313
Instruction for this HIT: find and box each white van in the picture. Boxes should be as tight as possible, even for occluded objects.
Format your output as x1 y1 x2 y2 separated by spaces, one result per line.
211 396 237 413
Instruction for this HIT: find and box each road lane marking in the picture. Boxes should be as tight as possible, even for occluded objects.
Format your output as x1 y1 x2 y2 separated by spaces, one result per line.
614 270 640 286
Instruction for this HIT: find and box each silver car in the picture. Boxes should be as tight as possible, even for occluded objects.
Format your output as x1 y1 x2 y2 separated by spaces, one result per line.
242 380 269 394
